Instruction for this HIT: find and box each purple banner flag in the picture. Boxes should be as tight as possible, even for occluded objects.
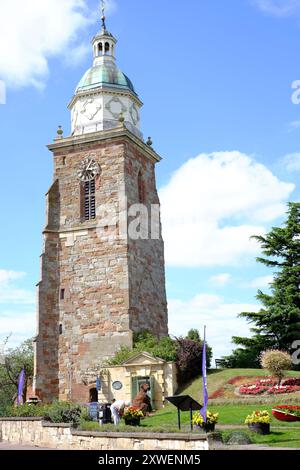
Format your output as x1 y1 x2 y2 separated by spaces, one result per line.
200 327 208 422
17 369 25 406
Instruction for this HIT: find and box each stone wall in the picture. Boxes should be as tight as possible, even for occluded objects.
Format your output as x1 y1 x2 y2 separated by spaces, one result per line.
0 419 209 451
35 128 169 404
124 141 168 337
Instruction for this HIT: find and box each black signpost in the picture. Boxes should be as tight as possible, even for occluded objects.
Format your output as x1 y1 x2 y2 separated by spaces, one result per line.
166 395 202 431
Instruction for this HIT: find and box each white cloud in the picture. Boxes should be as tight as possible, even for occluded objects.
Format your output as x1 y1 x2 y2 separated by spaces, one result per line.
282 153 300 172
254 0 300 17
241 275 273 289
160 151 294 267
0 0 108 88
209 273 231 287
0 270 25 283
169 293 260 360
0 310 35 347
0 269 36 348
288 121 300 132
0 269 35 305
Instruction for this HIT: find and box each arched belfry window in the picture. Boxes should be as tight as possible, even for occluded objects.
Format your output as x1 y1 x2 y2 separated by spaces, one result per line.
105 42 110 55
81 179 96 221
138 171 146 203
98 43 103 55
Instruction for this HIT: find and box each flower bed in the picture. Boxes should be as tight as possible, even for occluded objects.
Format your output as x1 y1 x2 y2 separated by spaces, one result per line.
227 376 248 385
267 385 300 395
238 377 300 396
272 405 300 422
282 378 300 387
209 388 226 399
209 376 300 399
239 385 268 395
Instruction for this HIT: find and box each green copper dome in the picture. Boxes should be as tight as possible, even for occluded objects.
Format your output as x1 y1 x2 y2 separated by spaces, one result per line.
76 64 136 95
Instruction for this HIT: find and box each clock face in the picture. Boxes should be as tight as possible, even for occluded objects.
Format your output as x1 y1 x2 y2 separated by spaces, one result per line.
112 381 123 391
77 158 100 182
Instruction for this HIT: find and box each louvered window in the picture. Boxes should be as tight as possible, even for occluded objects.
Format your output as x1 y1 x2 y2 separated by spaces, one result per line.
84 179 96 220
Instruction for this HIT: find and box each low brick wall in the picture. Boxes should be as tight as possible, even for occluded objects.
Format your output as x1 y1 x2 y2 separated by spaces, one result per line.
0 418 209 450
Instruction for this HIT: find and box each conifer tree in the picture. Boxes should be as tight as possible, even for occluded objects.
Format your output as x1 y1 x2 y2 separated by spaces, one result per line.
226 203 300 367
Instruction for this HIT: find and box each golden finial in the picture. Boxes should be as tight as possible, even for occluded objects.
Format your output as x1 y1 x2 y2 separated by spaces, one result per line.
56 125 63 139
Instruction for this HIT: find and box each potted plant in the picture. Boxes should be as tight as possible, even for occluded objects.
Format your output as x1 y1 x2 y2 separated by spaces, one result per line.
272 405 300 422
192 410 219 433
245 410 270 435
123 406 144 426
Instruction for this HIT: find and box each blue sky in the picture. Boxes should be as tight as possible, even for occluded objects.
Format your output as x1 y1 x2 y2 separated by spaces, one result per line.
0 0 300 359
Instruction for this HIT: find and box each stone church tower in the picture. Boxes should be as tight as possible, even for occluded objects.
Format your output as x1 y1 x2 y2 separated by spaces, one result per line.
34 13 168 402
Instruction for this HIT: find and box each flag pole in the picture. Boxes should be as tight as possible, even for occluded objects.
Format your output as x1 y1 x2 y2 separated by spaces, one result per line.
17 369 25 406
200 326 208 423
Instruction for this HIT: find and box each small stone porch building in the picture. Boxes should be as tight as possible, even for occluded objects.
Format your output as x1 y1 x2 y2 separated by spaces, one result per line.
88 352 177 410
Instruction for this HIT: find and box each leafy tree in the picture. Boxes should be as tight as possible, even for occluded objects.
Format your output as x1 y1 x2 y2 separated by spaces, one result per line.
261 350 292 384
176 337 212 384
226 203 300 367
0 338 34 407
107 330 212 384
187 329 201 342
106 332 177 365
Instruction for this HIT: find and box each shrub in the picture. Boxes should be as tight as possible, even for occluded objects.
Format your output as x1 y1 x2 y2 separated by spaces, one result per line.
224 431 253 445
106 330 212 385
0 402 84 427
261 350 292 384
0 404 49 418
106 332 177 365
176 338 212 384
43 402 82 427
106 346 133 366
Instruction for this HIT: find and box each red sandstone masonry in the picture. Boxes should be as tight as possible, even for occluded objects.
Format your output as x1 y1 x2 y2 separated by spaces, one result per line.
35 131 168 403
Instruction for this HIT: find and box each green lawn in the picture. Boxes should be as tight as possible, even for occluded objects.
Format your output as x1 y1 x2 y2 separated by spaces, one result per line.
142 368 300 447
222 429 300 448
144 404 300 428
211 404 300 427
82 368 300 448
180 368 300 403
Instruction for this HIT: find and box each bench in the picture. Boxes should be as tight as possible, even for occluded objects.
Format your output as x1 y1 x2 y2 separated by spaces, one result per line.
215 359 228 369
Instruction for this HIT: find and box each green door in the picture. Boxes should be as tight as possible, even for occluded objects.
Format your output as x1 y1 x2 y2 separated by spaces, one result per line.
131 376 155 410
131 376 139 401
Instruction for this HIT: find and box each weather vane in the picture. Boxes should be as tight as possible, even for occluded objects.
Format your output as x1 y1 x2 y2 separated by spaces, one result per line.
101 0 106 29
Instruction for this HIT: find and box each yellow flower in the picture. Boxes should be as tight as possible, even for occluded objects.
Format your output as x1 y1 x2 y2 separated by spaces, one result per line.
245 410 270 424
192 410 219 426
